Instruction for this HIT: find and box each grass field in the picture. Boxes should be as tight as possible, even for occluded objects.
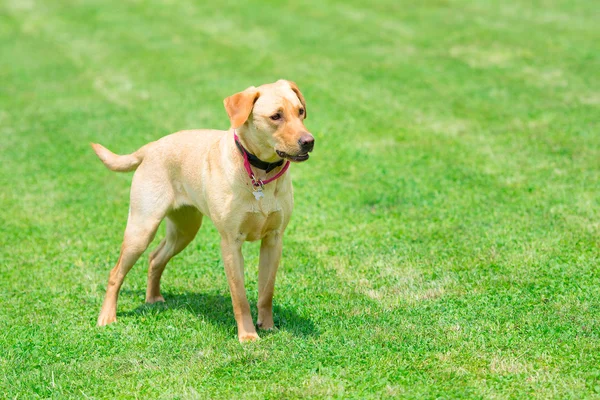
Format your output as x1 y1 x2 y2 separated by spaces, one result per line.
1 0 599 398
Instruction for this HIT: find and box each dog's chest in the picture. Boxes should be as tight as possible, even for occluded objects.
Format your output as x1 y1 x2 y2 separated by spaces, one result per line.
239 196 287 241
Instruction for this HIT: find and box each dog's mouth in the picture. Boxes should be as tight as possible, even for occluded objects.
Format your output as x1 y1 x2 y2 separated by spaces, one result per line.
276 150 310 162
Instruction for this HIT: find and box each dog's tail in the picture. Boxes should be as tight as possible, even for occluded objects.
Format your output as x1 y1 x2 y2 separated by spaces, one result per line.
91 142 146 172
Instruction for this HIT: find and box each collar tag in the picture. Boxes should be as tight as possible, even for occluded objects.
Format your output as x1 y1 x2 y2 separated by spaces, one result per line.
253 188 265 200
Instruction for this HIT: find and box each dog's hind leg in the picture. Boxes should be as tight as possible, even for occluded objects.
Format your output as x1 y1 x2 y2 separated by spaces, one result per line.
97 173 172 326
145 206 203 303
97 215 162 326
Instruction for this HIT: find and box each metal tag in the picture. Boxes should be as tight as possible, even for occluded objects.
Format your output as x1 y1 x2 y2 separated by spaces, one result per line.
253 188 264 200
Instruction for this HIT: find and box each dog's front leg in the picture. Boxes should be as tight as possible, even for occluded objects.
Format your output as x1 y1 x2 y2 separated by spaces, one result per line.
257 232 282 330
220 237 258 342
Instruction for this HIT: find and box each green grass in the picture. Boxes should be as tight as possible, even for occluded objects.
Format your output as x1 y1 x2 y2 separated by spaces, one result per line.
1 0 599 397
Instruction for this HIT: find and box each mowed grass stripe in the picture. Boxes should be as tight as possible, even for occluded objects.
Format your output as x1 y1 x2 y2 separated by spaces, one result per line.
0 0 599 397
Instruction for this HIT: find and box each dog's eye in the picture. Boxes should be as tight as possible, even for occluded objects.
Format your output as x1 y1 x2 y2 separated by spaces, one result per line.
270 113 282 121
299 108 305 116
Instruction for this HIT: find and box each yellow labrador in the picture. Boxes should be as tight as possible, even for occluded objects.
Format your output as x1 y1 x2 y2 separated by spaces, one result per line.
92 80 314 342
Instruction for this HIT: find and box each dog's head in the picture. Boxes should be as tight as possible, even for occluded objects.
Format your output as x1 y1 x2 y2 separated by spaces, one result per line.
224 80 314 162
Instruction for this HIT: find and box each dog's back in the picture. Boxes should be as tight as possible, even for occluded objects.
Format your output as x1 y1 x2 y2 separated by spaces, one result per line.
92 129 225 173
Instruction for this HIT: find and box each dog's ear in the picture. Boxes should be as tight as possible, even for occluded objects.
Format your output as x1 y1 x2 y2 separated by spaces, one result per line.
223 87 260 129
287 80 307 119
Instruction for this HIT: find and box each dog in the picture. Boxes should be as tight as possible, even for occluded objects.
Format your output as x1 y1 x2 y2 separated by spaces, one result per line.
92 80 314 342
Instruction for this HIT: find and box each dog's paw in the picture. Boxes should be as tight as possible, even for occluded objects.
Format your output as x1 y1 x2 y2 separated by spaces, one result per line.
257 321 276 331
145 295 165 304
97 313 116 327
238 332 260 343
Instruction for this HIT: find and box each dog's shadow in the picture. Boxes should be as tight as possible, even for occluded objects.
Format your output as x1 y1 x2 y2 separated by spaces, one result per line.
120 289 319 338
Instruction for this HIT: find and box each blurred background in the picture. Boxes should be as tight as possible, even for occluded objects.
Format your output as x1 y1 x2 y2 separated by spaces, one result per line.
1 0 599 397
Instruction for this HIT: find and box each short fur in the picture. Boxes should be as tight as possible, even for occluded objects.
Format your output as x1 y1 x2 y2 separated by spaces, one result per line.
93 80 314 342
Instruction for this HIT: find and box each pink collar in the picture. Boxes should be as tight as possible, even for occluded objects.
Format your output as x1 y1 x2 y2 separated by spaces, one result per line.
234 131 290 188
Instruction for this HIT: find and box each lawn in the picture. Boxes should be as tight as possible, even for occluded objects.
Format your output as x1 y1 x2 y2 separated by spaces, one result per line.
1 0 599 398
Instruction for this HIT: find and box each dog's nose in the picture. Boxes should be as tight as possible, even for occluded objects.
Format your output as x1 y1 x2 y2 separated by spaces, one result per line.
298 134 315 152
